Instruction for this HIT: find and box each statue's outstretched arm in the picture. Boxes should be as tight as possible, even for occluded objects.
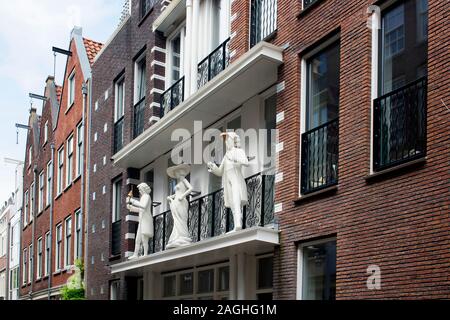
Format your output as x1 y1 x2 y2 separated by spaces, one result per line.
127 204 140 213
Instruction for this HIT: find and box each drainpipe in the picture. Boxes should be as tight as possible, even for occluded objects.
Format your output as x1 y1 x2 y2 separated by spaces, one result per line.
81 82 88 288
190 0 200 95
184 0 193 97
30 165 37 299
47 143 55 300
6 207 11 300
84 79 93 296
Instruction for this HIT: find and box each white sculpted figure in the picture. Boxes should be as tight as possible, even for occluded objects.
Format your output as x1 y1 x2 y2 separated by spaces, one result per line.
208 132 249 232
126 183 153 260
166 164 193 249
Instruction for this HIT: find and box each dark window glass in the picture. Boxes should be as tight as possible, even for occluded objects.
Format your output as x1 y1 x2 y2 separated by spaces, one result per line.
258 257 273 289
141 0 155 18
163 275 176 297
197 269 214 294
218 266 230 292
179 272 194 296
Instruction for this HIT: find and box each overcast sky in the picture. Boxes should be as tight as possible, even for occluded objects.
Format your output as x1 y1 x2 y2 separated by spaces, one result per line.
0 0 125 203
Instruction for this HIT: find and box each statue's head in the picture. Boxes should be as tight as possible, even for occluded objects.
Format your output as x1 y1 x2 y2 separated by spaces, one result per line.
221 132 241 150
137 183 151 195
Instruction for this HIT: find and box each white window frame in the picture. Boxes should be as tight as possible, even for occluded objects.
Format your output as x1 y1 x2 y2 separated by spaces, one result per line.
112 180 122 223
57 147 64 195
44 232 50 277
28 146 33 167
44 121 48 145
74 210 82 260
37 237 43 280
28 244 33 284
134 52 147 104
64 217 72 268
55 224 62 272
68 70 76 108
22 248 27 285
165 24 186 89
46 161 52 206
24 190 29 226
298 34 340 197
38 171 44 213
76 123 83 177
114 76 125 122
296 237 337 300
255 254 274 299
66 135 74 186
29 183 35 222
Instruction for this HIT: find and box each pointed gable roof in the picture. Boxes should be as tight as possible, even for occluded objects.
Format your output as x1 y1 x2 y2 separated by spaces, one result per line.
83 38 103 66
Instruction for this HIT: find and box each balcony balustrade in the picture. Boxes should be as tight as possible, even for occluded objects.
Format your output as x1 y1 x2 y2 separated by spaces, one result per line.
160 77 185 119
197 38 231 89
373 77 427 171
150 172 275 254
133 97 146 139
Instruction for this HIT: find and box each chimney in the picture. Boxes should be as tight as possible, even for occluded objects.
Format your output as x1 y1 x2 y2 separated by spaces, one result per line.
45 75 55 98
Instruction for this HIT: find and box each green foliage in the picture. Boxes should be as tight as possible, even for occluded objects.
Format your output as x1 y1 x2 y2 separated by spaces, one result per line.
61 286 85 300
60 259 86 300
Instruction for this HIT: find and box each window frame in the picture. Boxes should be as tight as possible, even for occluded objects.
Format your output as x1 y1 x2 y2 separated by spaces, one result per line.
22 248 27 285
29 183 35 222
37 237 43 280
74 210 82 260
76 122 84 177
44 121 48 145
55 223 63 272
38 171 44 213
66 134 74 186
140 0 156 19
256 254 274 299
57 147 64 195
68 70 76 108
165 24 186 89
112 179 122 224
44 232 50 277
114 76 126 122
64 216 72 268
28 244 33 284
46 161 52 206
134 51 147 104
24 190 29 226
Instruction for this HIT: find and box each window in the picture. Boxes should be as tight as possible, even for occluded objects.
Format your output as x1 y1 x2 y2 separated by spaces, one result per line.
30 183 35 221
68 71 75 107
22 248 27 285
256 256 273 300
297 238 336 300
373 0 428 171
44 121 48 144
37 238 43 279
46 161 52 205
114 77 125 153
28 146 33 166
166 28 185 87
0 234 5 257
66 135 74 186
28 244 33 283
135 54 146 103
110 280 120 300
301 41 340 195
75 210 82 260
250 0 277 47
64 217 72 268
38 171 44 212
140 0 156 18
57 147 64 195
24 190 29 225
44 232 50 277
55 224 62 271
76 123 83 177
112 180 122 223
302 0 320 10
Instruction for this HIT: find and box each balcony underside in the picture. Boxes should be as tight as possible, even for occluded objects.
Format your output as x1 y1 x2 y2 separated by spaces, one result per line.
111 227 279 276
112 41 284 169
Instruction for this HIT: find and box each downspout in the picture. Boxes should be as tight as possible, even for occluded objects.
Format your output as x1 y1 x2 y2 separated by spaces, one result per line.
81 82 88 291
6 209 11 300
30 165 37 299
47 143 55 300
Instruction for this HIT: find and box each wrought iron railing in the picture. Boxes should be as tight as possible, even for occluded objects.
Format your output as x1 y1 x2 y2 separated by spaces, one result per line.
301 118 339 195
197 38 230 89
373 77 427 171
113 116 124 154
150 172 275 254
160 77 185 119
133 97 146 139
302 0 320 10
250 0 277 48
111 220 122 256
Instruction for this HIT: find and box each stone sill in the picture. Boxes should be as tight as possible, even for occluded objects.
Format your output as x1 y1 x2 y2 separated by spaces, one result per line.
365 157 427 183
294 185 338 205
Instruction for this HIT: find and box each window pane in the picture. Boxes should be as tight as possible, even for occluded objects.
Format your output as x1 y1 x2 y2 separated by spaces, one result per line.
302 240 336 300
197 269 214 294
306 43 340 130
258 257 273 289
171 35 181 83
179 272 193 296
163 275 176 297
218 266 230 292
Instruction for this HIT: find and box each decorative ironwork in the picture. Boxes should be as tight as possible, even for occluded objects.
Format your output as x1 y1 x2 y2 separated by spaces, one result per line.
150 172 275 254
373 77 427 172
113 116 124 154
301 118 339 194
133 97 146 139
111 221 121 256
250 0 277 48
197 38 230 89
160 77 185 118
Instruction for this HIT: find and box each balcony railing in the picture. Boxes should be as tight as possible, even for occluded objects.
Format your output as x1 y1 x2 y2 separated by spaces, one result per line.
301 118 339 195
111 220 122 256
373 77 427 172
133 97 146 139
160 77 185 119
250 0 277 48
150 172 275 254
197 38 230 89
113 116 124 154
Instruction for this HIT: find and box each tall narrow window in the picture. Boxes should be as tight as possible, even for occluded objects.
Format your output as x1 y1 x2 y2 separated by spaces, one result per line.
24 190 29 225
68 71 75 107
28 146 33 166
37 238 43 279
373 0 428 171
134 54 146 138
66 135 74 186
22 248 27 285
111 180 122 256
55 224 62 271
256 256 274 300
44 232 50 277
57 147 64 195
140 0 156 18
298 239 336 300
44 121 48 144
46 161 52 205
30 183 35 222
75 210 82 260
114 77 125 153
64 217 72 268
250 0 277 47
28 244 33 283
38 172 44 212
76 123 84 177
301 41 340 195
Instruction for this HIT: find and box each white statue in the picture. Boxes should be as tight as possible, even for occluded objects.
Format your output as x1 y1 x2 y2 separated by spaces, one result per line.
208 132 249 232
166 164 193 249
126 183 153 260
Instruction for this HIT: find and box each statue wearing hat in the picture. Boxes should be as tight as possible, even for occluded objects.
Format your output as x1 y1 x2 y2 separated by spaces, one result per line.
166 164 193 249
207 132 249 232
126 183 153 260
